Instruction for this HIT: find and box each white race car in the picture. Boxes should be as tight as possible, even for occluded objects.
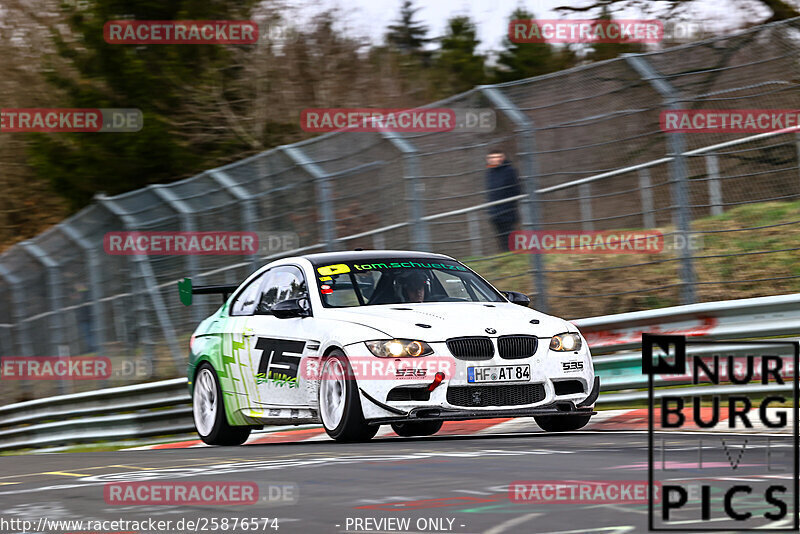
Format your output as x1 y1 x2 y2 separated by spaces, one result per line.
185 250 598 444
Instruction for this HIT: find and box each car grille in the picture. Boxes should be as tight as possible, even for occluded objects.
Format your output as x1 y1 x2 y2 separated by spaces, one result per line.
446 383 546 407
446 336 494 360
498 335 538 359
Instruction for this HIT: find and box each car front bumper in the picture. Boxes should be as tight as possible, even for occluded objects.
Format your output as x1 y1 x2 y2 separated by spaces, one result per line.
361 376 601 425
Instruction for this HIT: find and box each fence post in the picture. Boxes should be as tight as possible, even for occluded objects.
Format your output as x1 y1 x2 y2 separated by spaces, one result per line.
19 241 68 394
638 169 656 228
705 153 723 216
626 54 696 305
480 85 548 311
579 183 593 231
467 211 483 257
96 195 184 373
150 185 203 324
208 169 259 271
281 146 338 252
372 233 386 250
381 131 430 251
795 132 799 187
0 264 34 399
60 222 106 358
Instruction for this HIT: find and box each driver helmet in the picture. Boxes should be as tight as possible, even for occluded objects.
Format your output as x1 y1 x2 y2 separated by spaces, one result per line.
394 270 430 303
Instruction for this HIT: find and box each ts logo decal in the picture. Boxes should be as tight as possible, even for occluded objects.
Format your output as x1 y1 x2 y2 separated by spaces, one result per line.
256 337 305 380
562 361 584 372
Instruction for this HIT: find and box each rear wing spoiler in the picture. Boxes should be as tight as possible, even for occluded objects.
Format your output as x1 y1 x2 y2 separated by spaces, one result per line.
178 277 238 306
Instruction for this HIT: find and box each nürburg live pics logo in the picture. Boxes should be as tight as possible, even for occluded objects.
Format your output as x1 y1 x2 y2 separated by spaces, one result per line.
643 333 799 531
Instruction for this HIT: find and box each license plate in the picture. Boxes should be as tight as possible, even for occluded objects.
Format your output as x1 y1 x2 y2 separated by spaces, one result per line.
467 365 530 383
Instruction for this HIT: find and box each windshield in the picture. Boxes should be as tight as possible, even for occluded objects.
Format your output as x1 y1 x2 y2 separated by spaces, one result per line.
312 259 505 307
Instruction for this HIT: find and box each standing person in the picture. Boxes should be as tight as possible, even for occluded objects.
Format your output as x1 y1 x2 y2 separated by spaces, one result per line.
485 148 522 251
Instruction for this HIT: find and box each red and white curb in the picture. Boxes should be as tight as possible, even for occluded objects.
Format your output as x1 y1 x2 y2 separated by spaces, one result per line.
124 408 793 451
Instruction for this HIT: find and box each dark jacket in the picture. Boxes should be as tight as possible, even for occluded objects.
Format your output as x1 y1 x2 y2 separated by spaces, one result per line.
485 160 522 222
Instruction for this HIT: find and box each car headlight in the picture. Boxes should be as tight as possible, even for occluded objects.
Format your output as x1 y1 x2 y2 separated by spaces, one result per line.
549 332 582 352
365 339 433 358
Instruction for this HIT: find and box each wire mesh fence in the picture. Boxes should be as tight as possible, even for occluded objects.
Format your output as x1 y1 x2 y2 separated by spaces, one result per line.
2 18 800 402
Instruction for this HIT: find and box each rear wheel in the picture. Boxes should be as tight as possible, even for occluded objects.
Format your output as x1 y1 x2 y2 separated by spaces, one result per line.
193 363 251 445
534 414 591 432
391 420 443 437
319 350 378 442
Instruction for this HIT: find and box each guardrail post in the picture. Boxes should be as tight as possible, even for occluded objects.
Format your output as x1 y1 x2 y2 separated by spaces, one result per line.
208 169 259 271
579 183 593 231
150 185 203 324
19 241 68 394
480 85 548 311
626 54 696 305
96 195 184 373
281 146 338 252
381 131 430 251
0 264 33 399
60 222 107 359
638 169 656 228
705 154 723 216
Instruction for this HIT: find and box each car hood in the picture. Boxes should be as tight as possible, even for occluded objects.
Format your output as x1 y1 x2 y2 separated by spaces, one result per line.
323 302 573 340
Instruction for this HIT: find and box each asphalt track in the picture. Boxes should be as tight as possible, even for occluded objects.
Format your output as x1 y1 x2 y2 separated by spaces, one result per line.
0 427 796 534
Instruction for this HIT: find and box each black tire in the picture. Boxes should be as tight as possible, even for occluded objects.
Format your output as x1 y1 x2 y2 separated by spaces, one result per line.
318 350 379 442
391 420 443 437
193 363 251 446
534 414 591 432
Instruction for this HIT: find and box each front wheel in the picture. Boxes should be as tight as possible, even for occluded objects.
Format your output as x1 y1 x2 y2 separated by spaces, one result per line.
534 414 591 432
318 351 378 442
391 420 443 437
193 363 251 445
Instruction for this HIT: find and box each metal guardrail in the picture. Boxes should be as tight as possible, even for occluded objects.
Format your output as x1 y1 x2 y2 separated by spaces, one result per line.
1 292 798 450
574 292 800 355
0 379 193 451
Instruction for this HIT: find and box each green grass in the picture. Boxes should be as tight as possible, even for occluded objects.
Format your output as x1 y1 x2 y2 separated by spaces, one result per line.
466 200 800 319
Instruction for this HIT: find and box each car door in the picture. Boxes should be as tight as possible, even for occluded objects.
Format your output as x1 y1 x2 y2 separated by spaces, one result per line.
215 270 271 423
243 265 316 412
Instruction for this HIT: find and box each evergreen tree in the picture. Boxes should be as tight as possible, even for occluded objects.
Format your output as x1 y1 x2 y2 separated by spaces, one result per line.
584 6 645 62
386 0 430 59
435 16 486 94
28 0 256 210
494 8 577 83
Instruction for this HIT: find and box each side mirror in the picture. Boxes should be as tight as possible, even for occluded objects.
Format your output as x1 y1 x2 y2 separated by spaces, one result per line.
271 298 311 319
501 290 530 307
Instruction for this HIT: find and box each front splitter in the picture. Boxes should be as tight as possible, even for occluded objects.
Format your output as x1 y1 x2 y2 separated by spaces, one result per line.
367 405 596 426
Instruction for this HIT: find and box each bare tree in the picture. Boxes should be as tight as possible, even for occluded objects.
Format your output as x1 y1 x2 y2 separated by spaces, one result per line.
555 0 799 23
0 0 68 250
